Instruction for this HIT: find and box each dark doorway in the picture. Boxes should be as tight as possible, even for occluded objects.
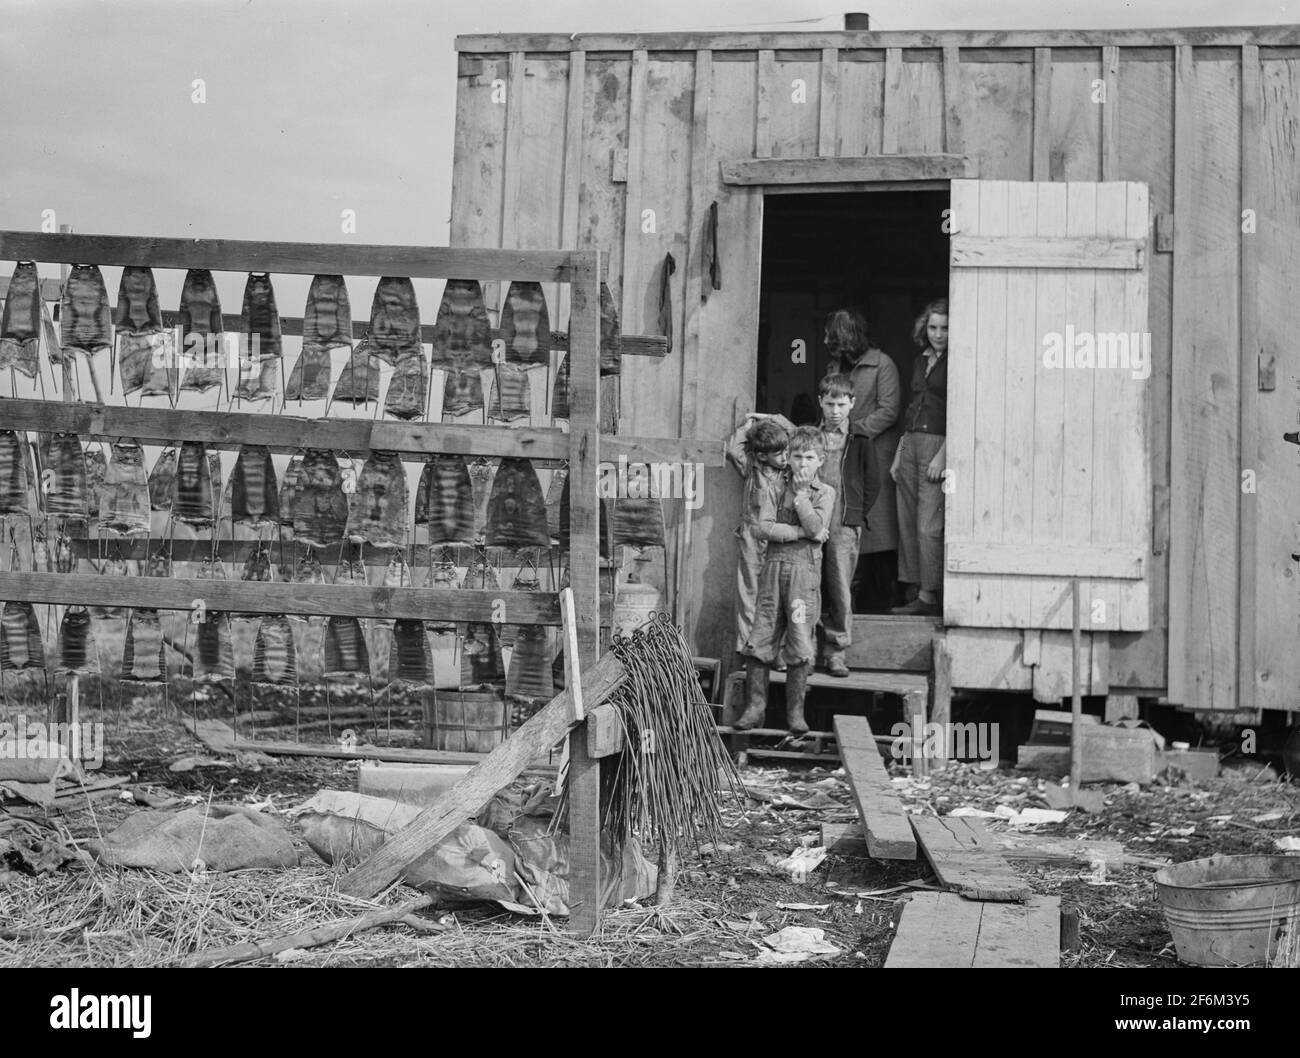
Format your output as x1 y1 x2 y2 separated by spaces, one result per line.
756 189 951 423
757 189 951 615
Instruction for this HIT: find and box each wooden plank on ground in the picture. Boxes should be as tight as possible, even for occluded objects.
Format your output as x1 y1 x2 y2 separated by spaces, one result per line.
909 814 1030 902
832 714 916 860
886 890 1060 968
822 820 1146 868
338 652 624 898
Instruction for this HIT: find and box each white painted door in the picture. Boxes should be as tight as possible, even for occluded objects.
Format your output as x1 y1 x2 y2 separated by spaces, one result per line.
943 180 1151 631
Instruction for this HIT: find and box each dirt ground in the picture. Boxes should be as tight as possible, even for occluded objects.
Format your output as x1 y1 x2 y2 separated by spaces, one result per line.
2 692 1299 968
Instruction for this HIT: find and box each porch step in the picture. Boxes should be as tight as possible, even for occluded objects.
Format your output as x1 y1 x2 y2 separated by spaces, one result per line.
846 614 942 672
725 667 928 698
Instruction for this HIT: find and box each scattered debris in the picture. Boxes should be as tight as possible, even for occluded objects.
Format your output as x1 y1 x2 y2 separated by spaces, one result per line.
754 925 841 964
769 843 827 882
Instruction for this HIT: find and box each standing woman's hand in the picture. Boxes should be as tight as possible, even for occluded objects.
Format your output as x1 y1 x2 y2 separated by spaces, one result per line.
890 437 904 483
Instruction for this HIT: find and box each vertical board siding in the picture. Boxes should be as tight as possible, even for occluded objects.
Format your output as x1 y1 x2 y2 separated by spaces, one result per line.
1048 54 1104 180
446 41 1298 705
1172 51 1242 709
450 56 509 252
694 55 764 673
1110 51 1174 687
897 56 947 153
837 53 885 154
767 57 824 158
1254 57 1300 712
962 62 1035 179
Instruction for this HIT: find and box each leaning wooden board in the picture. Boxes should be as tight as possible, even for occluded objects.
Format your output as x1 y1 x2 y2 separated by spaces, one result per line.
885 890 1061 968
909 814 1030 902
832 714 916 860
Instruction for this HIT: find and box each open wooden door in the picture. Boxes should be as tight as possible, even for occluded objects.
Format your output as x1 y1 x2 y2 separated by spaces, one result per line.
944 180 1151 631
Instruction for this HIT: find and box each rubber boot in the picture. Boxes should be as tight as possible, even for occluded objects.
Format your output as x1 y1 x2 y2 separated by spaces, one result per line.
785 661 811 734
735 660 769 730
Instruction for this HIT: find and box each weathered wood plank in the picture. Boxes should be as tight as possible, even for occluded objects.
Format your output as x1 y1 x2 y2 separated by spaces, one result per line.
1101 46 1121 180
950 235 1144 269
909 814 1031 901
944 178 980 626
961 59 1033 179
824 820 1139 867
887 889 1060 968
565 249 603 935
1252 54 1300 710
0 573 564 623
456 29 1300 53
721 154 974 184
1032 49 1052 180
943 46 965 154
1237 45 1260 712
0 397 717 465
1048 50 1102 180
0 232 589 284
557 49 587 339
843 615 940 671
882 48 903 153
818 47 839 155
756 50 774 157
338 652 625 899
885 890 982 968
968 180 1009 626
832 714 917 860
969 896 1061 968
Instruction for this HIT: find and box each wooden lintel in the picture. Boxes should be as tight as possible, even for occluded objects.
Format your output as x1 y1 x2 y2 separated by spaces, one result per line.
722 154 973 186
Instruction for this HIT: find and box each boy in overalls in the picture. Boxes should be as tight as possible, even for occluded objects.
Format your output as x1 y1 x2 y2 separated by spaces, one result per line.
737 427 835 734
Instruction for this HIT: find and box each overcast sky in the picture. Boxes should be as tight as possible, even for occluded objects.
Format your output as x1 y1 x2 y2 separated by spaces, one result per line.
2 0 1294 254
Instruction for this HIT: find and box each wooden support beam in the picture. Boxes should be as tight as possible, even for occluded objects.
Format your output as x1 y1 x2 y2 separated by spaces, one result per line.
0 398 722 467
882 48 903 154
0 231 593 284
1238 43 1261 712
832 714 917 860
455 29 1300 52
0 573 564 623
337 652 626 899
564 249 603 937
722 155 974 186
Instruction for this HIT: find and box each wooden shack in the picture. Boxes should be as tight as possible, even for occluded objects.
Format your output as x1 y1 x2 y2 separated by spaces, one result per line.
447 23 1300 716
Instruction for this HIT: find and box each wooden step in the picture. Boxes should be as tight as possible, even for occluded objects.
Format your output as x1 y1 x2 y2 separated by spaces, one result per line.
725 667 927 698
